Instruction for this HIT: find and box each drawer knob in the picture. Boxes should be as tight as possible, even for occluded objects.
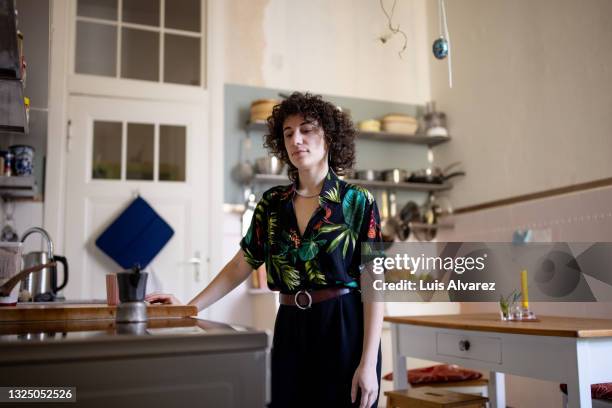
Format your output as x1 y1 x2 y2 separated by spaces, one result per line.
459 340 471 351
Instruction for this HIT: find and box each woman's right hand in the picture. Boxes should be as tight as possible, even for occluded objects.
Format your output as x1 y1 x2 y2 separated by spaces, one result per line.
145 293 182 305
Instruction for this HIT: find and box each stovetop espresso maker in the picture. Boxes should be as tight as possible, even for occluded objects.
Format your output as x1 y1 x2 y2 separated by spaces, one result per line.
115 265 148 323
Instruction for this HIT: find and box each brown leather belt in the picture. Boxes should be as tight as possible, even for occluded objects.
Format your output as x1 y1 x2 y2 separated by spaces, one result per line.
279 287 351 310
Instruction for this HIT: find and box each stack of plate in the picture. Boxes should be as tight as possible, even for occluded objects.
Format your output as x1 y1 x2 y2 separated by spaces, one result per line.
381 114 418 135
250 99 280 123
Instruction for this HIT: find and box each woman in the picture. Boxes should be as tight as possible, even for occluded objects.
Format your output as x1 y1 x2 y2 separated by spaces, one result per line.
147 92 384 408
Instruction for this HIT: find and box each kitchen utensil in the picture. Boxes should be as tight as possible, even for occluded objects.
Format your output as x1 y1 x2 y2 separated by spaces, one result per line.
397 201 419 241
254 156 285 175
382 168 409 184
242 192 257 237
355 169 381 181
231 137 254 185
413 194 454 241
381 114 418 135
358 119 381 132
116 265 149 323
408 161 465 184
0 201 19 242
9 144 34 176
20 251 68 302
250 99 279 123
96 196 174 270
381 191 400 242
423 101 448 137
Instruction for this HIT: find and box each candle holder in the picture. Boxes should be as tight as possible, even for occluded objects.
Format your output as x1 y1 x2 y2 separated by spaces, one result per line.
499 290 538 321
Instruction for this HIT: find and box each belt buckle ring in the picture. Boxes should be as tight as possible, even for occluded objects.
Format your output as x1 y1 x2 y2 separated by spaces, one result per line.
294 290 312 310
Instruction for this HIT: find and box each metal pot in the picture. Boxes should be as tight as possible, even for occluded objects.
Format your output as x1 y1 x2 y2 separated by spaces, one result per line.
355 169 382 181
382 169 409 184
254 156 285 175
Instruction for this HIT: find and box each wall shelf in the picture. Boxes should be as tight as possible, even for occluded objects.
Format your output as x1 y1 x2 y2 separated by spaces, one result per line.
252 174 452 192
407 221 454 230
246 121 450 146
0 175 37 198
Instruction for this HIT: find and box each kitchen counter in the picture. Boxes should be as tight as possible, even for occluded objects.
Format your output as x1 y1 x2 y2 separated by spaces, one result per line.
0 317 269 407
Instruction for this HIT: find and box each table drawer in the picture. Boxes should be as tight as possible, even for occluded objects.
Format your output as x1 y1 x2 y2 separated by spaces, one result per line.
436 332 502 364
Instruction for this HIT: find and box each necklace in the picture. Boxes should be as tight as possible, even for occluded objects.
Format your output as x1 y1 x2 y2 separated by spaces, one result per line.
295 189 319 198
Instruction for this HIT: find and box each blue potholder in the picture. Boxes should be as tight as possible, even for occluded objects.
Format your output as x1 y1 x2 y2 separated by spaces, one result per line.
95 196 174 269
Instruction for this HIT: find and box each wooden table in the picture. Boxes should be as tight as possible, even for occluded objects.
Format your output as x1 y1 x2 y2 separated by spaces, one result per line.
385 314 612 408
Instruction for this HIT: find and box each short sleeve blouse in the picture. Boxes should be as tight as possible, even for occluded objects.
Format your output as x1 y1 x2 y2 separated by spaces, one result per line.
240 170 383 293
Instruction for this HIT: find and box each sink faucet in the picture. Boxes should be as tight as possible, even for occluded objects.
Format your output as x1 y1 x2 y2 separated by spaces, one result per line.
21 227 54 260
0 228 57 297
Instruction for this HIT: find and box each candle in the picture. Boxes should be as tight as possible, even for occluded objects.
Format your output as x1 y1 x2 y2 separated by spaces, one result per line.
521 269 529 309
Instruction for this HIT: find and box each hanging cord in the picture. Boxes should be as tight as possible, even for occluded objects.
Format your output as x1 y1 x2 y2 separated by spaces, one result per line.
379 0 408 58
439 0 453 87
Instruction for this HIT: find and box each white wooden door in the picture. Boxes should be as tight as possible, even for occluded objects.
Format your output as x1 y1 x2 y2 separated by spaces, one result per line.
64 95 208 305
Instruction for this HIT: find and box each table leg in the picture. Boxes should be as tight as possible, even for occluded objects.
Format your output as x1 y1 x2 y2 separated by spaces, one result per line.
566 381 592 408
566 340 592 408
488 371 506 408
391 324 408 390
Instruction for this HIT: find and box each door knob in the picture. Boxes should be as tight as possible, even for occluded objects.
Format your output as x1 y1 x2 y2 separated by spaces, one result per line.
187 251 202 282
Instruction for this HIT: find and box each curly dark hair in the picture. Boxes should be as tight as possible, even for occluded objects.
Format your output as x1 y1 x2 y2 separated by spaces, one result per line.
264 92 356 182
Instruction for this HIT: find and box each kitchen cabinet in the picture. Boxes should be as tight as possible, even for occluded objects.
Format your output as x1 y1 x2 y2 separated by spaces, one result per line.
0 317 269 407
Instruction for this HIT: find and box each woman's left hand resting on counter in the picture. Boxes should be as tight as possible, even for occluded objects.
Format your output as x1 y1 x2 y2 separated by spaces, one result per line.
145 293 182 305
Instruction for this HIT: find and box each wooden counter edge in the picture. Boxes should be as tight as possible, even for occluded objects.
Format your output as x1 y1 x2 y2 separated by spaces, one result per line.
0 304 198 322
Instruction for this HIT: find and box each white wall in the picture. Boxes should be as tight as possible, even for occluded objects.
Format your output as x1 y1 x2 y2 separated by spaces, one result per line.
225 0 431 104
427 0 612 208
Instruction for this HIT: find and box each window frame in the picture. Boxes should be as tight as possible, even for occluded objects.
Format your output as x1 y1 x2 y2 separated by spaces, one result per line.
68 0 207 102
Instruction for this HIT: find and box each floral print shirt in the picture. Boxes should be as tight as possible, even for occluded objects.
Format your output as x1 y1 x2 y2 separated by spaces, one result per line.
240 170 383 293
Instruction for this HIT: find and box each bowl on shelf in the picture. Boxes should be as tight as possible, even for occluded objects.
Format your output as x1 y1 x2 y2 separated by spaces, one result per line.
381 114 418 135
254 156 285 175
250 99 280 123
358 119 381 132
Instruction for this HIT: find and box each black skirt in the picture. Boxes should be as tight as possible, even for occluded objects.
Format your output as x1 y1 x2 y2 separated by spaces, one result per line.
270 290 382 408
